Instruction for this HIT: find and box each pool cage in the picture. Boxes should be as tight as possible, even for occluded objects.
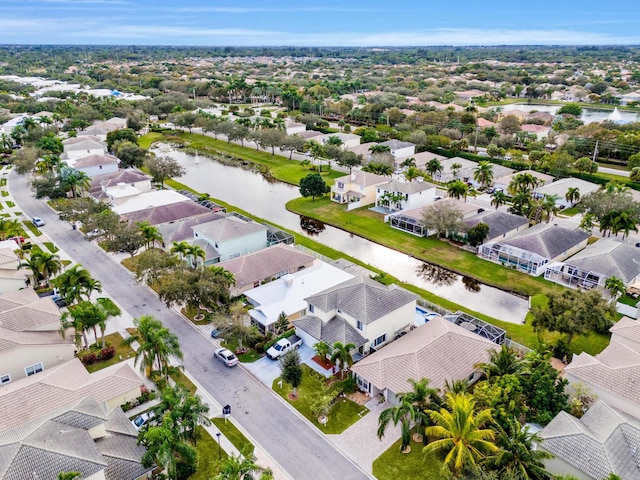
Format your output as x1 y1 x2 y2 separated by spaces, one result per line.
228 212 294 247
443 311 506 345
479 242 548 275
389 213 427 237
544 263 603 290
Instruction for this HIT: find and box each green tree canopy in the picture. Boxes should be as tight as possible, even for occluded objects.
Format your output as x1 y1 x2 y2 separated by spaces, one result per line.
299 173 330 200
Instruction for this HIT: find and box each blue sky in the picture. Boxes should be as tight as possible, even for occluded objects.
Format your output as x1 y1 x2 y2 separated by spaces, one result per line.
2 0 640 46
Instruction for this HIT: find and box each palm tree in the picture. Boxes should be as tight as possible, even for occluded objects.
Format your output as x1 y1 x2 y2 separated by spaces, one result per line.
508 172 539 195
510 191 533 216
0 218 21 241
209 266 236 288
489 417 552 480
60 167 91 198
52 265 102 304
170 240 190 262
140 417 198 480
611 210 638 238
64 300 108 346
154 384 211 444
426 158 443 178
186 244 205 269
369 144 391 155
20 116 39 131
96 297 121 347
473 161 494 189
447 180 469 201
20 251 62 287
220 301 260 349
403 166 423 182
60 308 89 349
491 191 508 210
0 133 13 150
450 162 463 179
423 393 498 476
57 472 82 480
362 163 393 176
123 315 183 380
215 452 269 480
313 341 331 367
475 344 523 380
377 399 428 451
137 221 163 249
605 276 626 302
36 154 63 177
565 186 580 206
330 342 356 379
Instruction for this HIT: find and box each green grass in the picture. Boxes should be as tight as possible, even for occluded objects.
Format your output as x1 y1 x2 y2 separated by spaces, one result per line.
560 207 581 217
22 220 42 237
287 196 559 299
140 131 343 186
85 332 136 373
43 241 59 253
1 191 8 197
272 365 369 434
0 178 6 186
190 425 229 480
618 295 639 307
14 211 21 216
0 213 9 217
373 435 449 480
6 201 14 208
212 418 254 455
138 131 165 149
169 368 198 395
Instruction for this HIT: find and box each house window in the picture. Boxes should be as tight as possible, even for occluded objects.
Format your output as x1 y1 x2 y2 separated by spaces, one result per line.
0 374 10 385
99 165 103 169
468 373 475 382
373 334 387 347
25 362 43 377
309 304 314 313
337 182 344 189
356 321 363 331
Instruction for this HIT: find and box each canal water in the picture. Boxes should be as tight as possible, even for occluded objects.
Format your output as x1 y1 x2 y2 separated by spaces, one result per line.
154 145 529 323
499 103 640 124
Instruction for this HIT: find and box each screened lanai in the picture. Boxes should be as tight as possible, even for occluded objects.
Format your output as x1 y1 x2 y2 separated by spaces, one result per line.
479 242 549 275
389 213 427 236
443 311 506 345
544 263 603 290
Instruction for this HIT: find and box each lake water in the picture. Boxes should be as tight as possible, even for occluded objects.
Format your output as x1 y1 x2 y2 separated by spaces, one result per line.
154 145 529 324
499 103 640 124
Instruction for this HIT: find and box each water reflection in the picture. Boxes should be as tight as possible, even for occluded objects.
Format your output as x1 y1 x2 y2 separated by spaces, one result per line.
462 276 481 293
417 262 457 287
300 216 326 236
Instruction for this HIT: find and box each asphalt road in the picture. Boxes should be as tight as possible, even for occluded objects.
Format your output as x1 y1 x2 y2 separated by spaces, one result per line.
9 171 370 480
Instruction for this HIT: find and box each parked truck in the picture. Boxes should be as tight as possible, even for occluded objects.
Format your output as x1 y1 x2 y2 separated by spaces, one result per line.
266 335 302 360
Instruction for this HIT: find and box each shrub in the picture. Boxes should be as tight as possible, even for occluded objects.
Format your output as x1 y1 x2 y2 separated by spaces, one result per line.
97 344 116 361
553 339 571 361
339 375 358 394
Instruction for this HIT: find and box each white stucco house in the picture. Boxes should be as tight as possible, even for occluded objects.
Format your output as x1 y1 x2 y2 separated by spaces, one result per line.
61 138 108 161
331 170 389 209
68 153 120 177
533 177 600 208
376 178 437 214
317 132 361 149
380 139 416 159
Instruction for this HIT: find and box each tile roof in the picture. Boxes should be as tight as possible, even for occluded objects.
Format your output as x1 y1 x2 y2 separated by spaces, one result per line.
380 139 415 150
534 177 601 199
193 215 266 242
610 316 640 345
565 340 640 410
497 223 590 260
304 276 417 325
494 169 554 187
0 327 73 353
464 210 529 241
89 168 151 190
0 292 61 332
351 316 496 394
376 179 436 194
72 153 120 168
334 170 389 187
217 244 315 291
294 315 368 347
0 248 18 267
122 200 212 226
63 138 107 151
562 238 640 284
540 400 640 480
157 212 225 244
0 359 141 433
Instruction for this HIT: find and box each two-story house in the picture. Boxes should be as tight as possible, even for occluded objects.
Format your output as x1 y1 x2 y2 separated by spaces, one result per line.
375 178 437 214
61 137 108 162
294 276 418 357
331 170 389 209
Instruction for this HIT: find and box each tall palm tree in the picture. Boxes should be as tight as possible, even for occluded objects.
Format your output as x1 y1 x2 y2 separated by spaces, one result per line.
447 180 469 201
369 144 391 155
96 297 121 347
565 186 580 206
450 162 463 180
60 167 91 198
426 158 443 178
209 265 236 288
0 218 21 241
330 342 356 379
491 191 508 210
423 393 498 476
403 166 423 182
508 172 539 195
475 344 523 380
611 210 638 238
36 154 63 177
215 453 269 480
154 384 211 444
140 417 198 480
59 308 89 349
604 276 626 302
377 399 428 451
510 191 533 216
52 264 102 304
170 240 190 262
20 251 62 287
489 417 552 480
186 244 206 269
473 161 494 189
137 221 163 249
123 315 184 380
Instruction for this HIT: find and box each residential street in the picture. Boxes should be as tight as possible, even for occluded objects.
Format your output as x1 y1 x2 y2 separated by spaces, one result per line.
9 170 371 480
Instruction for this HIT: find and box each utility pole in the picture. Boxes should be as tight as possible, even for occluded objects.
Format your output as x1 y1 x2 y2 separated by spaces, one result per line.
592 140 599 163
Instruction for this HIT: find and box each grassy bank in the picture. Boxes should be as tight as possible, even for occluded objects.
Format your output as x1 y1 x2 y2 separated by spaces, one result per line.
212 418 255 455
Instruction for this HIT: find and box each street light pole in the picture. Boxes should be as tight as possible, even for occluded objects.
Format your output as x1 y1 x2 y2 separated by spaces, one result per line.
216 432 221 460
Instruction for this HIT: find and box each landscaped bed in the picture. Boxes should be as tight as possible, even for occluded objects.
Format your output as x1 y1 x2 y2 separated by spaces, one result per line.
212 417 255 455
372 434 448 480
84 332 136 373
272 365 369 434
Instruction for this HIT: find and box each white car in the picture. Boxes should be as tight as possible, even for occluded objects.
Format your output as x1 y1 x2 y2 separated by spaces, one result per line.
131 411 155 431
32 217 45 227
214 347 239 367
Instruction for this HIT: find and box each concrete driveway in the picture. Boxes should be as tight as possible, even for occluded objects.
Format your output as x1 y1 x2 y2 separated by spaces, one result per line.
245 344 326 386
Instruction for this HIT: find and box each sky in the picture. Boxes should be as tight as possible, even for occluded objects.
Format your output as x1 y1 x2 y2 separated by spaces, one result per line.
2 0 640 46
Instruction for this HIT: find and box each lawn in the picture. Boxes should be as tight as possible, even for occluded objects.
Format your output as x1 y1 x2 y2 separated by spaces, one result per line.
22 220 42 237
1 191 8 197
43 241 59 253
169 368 198 395
372 435 449 480
272 365 369 434
190 425 229 480
140 131 343 186
6 201 14 207
212 417 255 455
287 196 560 299
560 207 581 217
85 332 136 373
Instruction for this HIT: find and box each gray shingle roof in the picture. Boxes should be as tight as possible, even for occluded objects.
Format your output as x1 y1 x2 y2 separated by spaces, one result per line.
157 212 224 244
464 211 529 241
540 400 640 480
498 223 589 260
304 276 417 325
563 238 640 284
377 179 436 195
193 216 266 242
294 315 368 347
380 139 415 150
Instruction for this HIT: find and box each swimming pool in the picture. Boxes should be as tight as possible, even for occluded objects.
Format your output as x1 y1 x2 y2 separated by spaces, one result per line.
415 306 439 325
